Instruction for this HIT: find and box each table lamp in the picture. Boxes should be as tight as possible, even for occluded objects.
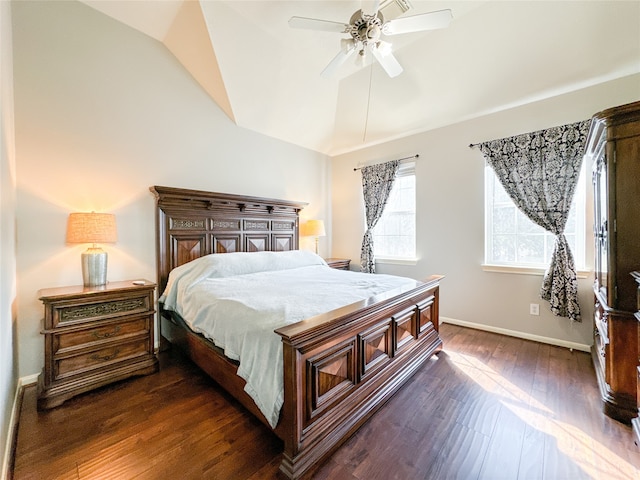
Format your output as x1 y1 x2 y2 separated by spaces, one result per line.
301 219 326 255
66 212 117 287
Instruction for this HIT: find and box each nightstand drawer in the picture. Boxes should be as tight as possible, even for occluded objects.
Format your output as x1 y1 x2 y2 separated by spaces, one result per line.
52 293 153 328
54 316 150 353
54 336 151 380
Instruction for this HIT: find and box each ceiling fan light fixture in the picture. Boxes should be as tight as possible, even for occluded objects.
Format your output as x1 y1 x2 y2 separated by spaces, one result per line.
356 48 367 67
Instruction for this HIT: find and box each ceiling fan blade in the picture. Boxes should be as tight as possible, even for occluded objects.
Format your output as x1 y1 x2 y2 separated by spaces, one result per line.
321 46 357 78
383 9 452 36
370 44 403 78
361 0 381 16
288 16 349 33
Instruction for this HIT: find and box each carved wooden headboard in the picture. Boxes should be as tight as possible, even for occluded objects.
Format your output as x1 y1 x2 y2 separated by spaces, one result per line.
150 186 307 294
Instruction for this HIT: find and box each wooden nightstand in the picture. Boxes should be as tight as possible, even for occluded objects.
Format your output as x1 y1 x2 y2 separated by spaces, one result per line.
325 258 351 270
37 280 159 410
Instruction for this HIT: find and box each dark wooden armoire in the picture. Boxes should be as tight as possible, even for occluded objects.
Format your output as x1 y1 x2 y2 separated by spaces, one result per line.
586 100 640 424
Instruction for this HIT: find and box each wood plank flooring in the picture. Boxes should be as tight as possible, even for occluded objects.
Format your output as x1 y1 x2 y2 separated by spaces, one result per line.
12 324 640 479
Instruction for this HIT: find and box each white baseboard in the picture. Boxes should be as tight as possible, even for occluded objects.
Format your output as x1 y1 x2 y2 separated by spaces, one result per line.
18 374 38 387
440 316 591 353
2 374 38 480
1 384 19 480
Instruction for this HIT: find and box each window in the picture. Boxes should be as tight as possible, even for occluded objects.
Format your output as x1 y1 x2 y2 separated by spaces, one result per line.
372 162 416 260
484 162 586 270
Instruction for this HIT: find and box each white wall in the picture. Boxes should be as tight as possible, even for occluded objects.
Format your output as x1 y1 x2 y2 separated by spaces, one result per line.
0 0 17 477
12 1 330 379
332 75 640 349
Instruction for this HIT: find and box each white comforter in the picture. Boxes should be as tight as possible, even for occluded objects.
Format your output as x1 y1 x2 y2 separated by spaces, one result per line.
160 250 417 428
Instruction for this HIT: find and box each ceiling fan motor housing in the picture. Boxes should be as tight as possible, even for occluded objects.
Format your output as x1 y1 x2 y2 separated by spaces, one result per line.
349 9 385 50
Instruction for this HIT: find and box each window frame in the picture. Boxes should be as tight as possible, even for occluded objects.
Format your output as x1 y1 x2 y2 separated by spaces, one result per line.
483 160 588 276
371 161 417 264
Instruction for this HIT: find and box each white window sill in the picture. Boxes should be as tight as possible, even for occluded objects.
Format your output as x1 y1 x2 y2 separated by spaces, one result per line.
376 257 418 266
482 264 591 279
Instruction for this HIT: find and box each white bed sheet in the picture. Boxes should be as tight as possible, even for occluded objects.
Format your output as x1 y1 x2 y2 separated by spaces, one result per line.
160 251 417 428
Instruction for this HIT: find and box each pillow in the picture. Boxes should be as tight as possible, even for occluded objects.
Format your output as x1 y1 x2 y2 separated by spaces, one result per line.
197 249 327 278
160 250 327 310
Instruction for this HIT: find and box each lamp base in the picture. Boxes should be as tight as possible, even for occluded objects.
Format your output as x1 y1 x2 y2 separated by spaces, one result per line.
81 248 108 287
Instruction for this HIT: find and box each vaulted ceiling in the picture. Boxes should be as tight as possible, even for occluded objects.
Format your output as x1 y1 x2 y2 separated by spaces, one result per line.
80 0 640 156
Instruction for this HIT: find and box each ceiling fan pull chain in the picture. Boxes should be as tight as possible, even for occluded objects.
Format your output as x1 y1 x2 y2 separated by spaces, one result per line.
363 64 374 142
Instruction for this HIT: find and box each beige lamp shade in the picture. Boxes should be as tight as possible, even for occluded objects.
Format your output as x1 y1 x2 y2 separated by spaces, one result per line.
67 212 117 244
300 219 326 238
301 219 325 255
67 212 117 287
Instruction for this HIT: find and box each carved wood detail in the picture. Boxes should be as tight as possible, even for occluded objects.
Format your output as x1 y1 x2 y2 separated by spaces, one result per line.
59 297 148 323
273 221 295 231
212 219 241 231
213 236 240 254
169 218 206 230
393 306 417 354
245 235 268 252
307 340 356 419
171 236 205 270
359 320 393 380
244 220 269 231
273 234 294 252
417 294 437 335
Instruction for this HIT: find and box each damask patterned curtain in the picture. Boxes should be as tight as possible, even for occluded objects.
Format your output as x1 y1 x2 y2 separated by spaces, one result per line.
360 160 400 273
479 120 590 321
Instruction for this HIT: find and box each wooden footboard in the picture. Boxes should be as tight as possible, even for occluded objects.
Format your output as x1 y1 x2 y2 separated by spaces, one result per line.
275 275 442 480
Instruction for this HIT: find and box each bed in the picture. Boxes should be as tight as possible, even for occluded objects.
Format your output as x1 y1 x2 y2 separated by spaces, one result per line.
151 185 443 479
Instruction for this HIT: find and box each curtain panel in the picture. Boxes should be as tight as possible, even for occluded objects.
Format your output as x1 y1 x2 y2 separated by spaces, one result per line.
360 160 400 273
479 119 590 321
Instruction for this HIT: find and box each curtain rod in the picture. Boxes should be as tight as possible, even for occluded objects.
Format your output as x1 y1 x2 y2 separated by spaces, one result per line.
353 154 419 171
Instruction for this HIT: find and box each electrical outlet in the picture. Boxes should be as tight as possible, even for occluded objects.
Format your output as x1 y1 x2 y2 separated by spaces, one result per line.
530 303 540 316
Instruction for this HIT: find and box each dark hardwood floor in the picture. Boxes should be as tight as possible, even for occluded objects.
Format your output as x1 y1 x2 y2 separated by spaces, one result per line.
12 324 640 479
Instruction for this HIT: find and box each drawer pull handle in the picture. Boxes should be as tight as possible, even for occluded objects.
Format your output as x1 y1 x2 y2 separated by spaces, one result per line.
90 349 120 362
92 326 121 339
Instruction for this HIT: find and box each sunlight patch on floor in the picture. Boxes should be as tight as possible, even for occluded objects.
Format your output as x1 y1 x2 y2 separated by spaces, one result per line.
448 351 640 480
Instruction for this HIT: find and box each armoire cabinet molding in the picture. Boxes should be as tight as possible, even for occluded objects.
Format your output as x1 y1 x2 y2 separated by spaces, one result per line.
631 271 640 443
586 100 640 424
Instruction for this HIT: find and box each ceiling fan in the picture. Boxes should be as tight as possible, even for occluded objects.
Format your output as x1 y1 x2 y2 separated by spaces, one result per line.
289 2 452 78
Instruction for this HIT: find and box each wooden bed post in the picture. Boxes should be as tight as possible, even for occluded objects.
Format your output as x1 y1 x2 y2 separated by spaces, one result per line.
278 339 303 478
